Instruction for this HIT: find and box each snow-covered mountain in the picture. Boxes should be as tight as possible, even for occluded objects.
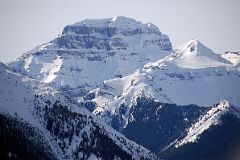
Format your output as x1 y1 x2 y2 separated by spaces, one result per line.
8 16 172 98
221 50 240 67
3 16 240 160
0 62 158 160
89 39 240 130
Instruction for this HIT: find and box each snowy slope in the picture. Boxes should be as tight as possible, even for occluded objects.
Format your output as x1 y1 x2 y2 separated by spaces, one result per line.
158 100 240 160
174 100 240 148
8 16 172 98
221 51 240 67
160 100 240 160
0 62 158 160
90 39 240 128
171 39 231 69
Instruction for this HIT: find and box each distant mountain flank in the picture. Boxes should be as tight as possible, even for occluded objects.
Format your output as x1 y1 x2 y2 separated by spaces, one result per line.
90 39 240 129
84 38 240 159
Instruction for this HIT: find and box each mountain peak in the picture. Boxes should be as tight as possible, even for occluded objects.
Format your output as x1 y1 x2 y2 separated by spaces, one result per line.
110 16 140 23
187 39 204 52
177 39 212 55
172 39 231 69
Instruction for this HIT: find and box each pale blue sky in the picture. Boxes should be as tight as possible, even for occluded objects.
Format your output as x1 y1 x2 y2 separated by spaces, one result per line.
0 0 239 62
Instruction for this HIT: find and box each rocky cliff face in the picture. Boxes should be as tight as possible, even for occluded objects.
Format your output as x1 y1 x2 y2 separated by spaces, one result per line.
8 16 172 98
60 16 171 51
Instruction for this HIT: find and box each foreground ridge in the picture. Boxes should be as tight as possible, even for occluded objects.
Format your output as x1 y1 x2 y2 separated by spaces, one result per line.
0 62 158 160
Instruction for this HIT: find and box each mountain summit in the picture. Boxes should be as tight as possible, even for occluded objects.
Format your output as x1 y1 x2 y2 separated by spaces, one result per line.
66 16 160 33
172 39 231 69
